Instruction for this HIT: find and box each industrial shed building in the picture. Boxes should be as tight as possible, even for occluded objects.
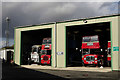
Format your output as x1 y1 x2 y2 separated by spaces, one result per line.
0 46 14 62
14 14 120 71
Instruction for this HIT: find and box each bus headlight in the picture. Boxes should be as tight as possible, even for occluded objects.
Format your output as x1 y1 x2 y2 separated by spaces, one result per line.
95 61 97 63
84 58 86 60
95 58 97 60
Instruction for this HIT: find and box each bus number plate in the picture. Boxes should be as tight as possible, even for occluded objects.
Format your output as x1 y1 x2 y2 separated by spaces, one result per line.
87 43 93 46
45 45 49 48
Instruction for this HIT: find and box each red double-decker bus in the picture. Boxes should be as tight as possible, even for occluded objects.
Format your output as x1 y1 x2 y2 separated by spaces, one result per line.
41 38 51 65
81 35 103 66
106 41 111 66
41 50 51 64
41 38 51 50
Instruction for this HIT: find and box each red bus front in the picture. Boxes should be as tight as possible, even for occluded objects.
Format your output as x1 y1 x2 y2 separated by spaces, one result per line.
107 41 111 66
41 54 51 64
81 35 100 49
83 54 98 64
107 41 111 61
41 44 51 50
81 35 103 65
41 38 51 50
41 38 51 65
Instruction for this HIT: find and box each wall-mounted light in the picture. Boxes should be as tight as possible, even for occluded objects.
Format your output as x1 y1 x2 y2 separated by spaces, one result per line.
94 29 102 32
73 31 79 34
106 28 110 31
67 32 71 35
76 48 78 50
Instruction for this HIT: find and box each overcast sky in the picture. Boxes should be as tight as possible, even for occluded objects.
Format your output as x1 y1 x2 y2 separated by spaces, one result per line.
1 1 119 47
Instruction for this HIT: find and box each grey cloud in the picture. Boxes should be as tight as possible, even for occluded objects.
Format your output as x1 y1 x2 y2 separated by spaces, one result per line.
99 2 113 8
2 0 120 2
2 2 118 40
118 1 120 13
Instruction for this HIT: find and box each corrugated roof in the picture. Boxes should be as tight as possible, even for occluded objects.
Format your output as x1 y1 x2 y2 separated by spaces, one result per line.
0 46 14 50
15 14 120 29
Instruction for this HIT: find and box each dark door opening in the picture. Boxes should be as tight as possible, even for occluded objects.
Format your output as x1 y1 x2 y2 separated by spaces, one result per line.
7 51 14 63
66 22 111 67
21 28 52 65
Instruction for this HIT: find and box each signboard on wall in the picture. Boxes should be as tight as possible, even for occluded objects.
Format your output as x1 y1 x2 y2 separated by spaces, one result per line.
57 52 63 55
113 46 119 51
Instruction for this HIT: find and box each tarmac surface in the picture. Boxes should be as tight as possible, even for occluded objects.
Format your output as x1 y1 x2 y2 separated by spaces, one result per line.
21 64 112 72
2 63 120 80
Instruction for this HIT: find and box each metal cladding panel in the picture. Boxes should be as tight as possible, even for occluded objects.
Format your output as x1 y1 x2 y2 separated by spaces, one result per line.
57 16 120 70
56 25 66 67
0 49 6 60
118 16 120 70
14 29 21 65
18 25 53 31
14 24 56 67
111 17 119 70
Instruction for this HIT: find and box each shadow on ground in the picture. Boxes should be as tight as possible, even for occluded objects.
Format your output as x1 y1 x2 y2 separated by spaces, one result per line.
2 62 120 80
2 63 68 80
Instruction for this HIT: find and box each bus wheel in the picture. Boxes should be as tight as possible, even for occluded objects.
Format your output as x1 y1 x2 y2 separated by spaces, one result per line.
28 63 31 65
38 63 40 65
107 62 111 67
82 62 84 66
97 62 101 67
28 60 31 65
83 63 87 67
84 64 87 67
